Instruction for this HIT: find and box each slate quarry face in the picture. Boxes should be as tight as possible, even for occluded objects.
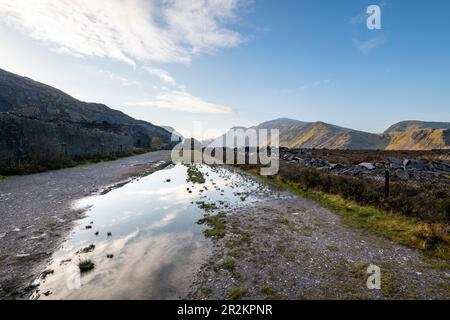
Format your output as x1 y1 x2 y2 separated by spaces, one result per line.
0 68 173 165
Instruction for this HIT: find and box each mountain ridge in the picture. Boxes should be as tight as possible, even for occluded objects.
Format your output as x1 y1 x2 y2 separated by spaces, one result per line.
208 118 449 150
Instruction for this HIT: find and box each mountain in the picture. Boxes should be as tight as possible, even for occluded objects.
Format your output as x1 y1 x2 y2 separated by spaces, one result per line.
162 126 183 142
213 118 450 150
0 68 173 165
256 118 308 130
385 128 450 150
383 121 450 150
385 121 450 133
278 121 389 150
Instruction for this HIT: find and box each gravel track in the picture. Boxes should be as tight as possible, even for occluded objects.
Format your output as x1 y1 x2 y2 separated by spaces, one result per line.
0 151 171 299
189 184 450 300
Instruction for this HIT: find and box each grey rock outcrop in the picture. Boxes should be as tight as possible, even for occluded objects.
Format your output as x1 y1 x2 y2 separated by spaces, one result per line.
0 68 175 165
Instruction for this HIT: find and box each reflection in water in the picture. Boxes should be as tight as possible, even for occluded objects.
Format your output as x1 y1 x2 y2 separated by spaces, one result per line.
32 164 270 300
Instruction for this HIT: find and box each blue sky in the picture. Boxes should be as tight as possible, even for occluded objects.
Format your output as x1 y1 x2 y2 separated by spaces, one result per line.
0 0 449 139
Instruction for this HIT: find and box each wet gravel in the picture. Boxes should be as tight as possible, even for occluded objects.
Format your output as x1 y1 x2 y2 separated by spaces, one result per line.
0 151 171 299
189 183 450 300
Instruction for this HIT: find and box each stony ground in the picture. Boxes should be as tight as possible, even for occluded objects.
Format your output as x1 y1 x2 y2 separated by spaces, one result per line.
1 156 449 300
0 151 171 299
189 178 450 300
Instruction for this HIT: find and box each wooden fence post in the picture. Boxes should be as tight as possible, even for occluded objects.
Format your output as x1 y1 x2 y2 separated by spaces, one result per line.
384 169 390 198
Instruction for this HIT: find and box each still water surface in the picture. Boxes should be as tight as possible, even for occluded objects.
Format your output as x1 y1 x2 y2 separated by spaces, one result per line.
33 164 270 299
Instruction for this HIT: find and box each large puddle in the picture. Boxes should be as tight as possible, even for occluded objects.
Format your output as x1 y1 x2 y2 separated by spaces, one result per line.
32 164 272 300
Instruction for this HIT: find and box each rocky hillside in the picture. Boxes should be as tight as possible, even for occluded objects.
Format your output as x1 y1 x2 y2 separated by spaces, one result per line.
386 128 449 150
0 68 173 165
278 121 389 149
211 118 449 150
385 121 450 133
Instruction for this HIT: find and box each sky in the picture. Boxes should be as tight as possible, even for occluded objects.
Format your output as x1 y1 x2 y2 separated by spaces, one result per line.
0 0 449 140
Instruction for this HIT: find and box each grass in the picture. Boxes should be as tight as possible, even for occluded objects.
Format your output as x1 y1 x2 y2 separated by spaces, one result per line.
226 229 252 249
78 244 96 254
243 168 450 262
186 165 206 184
200 287 211 296
276 244 294 261
229 249 245 258
196 201 219 212
13 252 48 263
228 287 248 300
219 258 235 272
78 260 95 273
0 255 9 266
198 212 227 238
0 147 160 176
274 217 298 232
260 285 284 300
325 245 340 252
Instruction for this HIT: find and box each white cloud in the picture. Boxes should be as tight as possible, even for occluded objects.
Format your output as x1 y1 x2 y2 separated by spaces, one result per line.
355 35 387 53
98 69 141 87
143 67 177 86
126 90 236 115
0 0 246 66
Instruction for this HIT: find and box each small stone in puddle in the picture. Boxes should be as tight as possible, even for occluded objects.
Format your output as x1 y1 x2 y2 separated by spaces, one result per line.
41 269 54 280
107 232 112 237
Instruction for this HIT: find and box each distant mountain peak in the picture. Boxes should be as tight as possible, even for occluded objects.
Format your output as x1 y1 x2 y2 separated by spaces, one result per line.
385 120 450 133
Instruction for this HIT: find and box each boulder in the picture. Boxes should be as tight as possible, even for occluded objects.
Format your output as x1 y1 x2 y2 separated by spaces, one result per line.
405 160 428 171
358 162 376 170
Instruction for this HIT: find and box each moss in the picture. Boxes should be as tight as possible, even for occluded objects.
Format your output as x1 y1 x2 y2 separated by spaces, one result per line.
78 260 95 273
260 285 284 300
78 244 96 254
0 255 9 266
13 252 48 263
219 258 235 272
46 223 57 231
229 249 245 258
186 165 206 184
349 263 369 280
276 244 294 261
198 212 227 238
274 217 298 232
325 245 339 252
226 229 252 249
204 229 226 238
196 201 219 212
200 287 211 295
228 287 248 300
298 226 313 237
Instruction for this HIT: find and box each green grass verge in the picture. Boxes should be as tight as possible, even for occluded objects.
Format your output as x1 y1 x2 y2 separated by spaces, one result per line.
257 174 450 263
0 147 160 176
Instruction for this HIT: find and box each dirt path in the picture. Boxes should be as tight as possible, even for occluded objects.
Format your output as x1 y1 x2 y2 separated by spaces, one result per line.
0 151 171 299
189 182 450 300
